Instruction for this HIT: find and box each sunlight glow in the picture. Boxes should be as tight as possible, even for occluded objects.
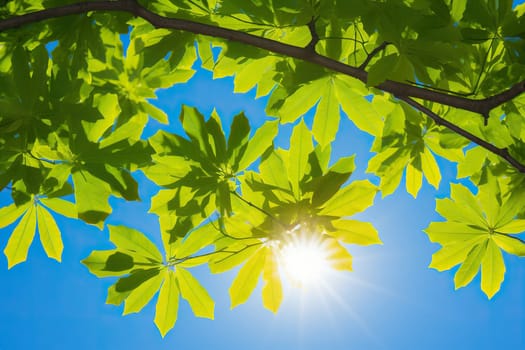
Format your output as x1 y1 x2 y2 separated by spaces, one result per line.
279 233 330 286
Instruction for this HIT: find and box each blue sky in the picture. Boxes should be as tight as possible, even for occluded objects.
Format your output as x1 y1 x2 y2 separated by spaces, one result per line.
1 5 525 349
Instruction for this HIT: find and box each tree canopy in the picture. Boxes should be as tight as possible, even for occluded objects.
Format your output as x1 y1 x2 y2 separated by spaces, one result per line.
0 0 524 337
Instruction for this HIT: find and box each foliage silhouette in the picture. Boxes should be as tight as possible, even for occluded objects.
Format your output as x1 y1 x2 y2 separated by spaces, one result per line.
0 0 524 336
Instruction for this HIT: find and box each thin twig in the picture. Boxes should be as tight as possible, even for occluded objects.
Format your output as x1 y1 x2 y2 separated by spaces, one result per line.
397 96 525 174
359 41 390 69
305 16 319 53
495 232 525 245
209 213 257 241
27 151 56 165
230 190 288 229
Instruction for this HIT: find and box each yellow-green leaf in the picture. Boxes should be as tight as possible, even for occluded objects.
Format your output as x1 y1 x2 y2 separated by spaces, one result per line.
262 248 282 313
236 120 279 171
493 234 525 256
325 238 353 271
123 269 164 315
406 160 422 198
435 198 487 229
176 267 214 319
288 120 314 197
454 240 487 289
429 236 487 271
330 220 382 246
4 205 37 269
481 239 505 299
209 243 261 274
0 202 30 229
497 219 525 234
36 205 63 262
277 79 324 123
108 225 163 262
334 76 382 136
176 223 222 260
82 250 136 277
40 198 77 219
312 81 340 147
448 184 486 226
320 180 377 217
72 169 112 228
229 247 266 309
421 147 441 189
155 270 180 337
424 222 487 244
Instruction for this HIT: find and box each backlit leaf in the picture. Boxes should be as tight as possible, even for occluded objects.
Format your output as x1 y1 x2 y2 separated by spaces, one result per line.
176 267 214 319
229 247 266 308
36 205 63 262
262 248 282 313
155 270 180 337
4 205 37 269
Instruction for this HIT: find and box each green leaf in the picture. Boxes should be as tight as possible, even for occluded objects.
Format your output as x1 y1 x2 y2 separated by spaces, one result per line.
454 240 488 289
72 169 112 228
288 120 314 197
320 180 377 217
274 79 325 123
229 247 266 309
0 202 30 229
227 112 251 167
421 147 441 189
40 198 77 219
236 120 279 172
209 243 261 274
334 76 382 135
424 222 487 243
4 205 37 269
325 238 353 271
108 225 163 262
142 101 169 124
123 268 164 315
176 267 214 319
481 239 505 299
262 248 283 314
155 270 180 337
493 234 525 256
367 54 399 86
36 205 63 262
497 220 525 234
330 220 382 246
429 236 487 271
312 80 340 146
82 250 136 277
406 160 423 198
180 105 213 158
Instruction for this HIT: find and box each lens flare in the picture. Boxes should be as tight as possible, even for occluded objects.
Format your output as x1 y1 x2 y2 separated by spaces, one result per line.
279 234 330 286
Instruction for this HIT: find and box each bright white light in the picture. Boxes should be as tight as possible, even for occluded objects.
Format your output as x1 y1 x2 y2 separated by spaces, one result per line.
280 235 330 286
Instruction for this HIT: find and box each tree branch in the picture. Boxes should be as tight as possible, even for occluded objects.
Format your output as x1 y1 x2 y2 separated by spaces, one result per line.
305 16 319 53
397 96 525 174
359 41 390 70
0 2 524 117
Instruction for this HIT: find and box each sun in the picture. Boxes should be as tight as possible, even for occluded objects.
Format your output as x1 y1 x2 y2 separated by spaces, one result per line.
278 231 331 286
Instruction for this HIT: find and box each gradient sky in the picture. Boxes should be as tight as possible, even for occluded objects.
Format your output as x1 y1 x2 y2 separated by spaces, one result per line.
1 4 525 349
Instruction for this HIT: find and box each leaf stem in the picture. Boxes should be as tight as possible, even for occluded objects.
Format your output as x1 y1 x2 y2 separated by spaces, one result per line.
397 96 525 173
230 190 288 229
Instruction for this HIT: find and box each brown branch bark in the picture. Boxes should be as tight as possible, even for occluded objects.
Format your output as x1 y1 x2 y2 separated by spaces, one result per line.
397 96 525 174
1 0 525 172
0 0 523 116
359 41 390 69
